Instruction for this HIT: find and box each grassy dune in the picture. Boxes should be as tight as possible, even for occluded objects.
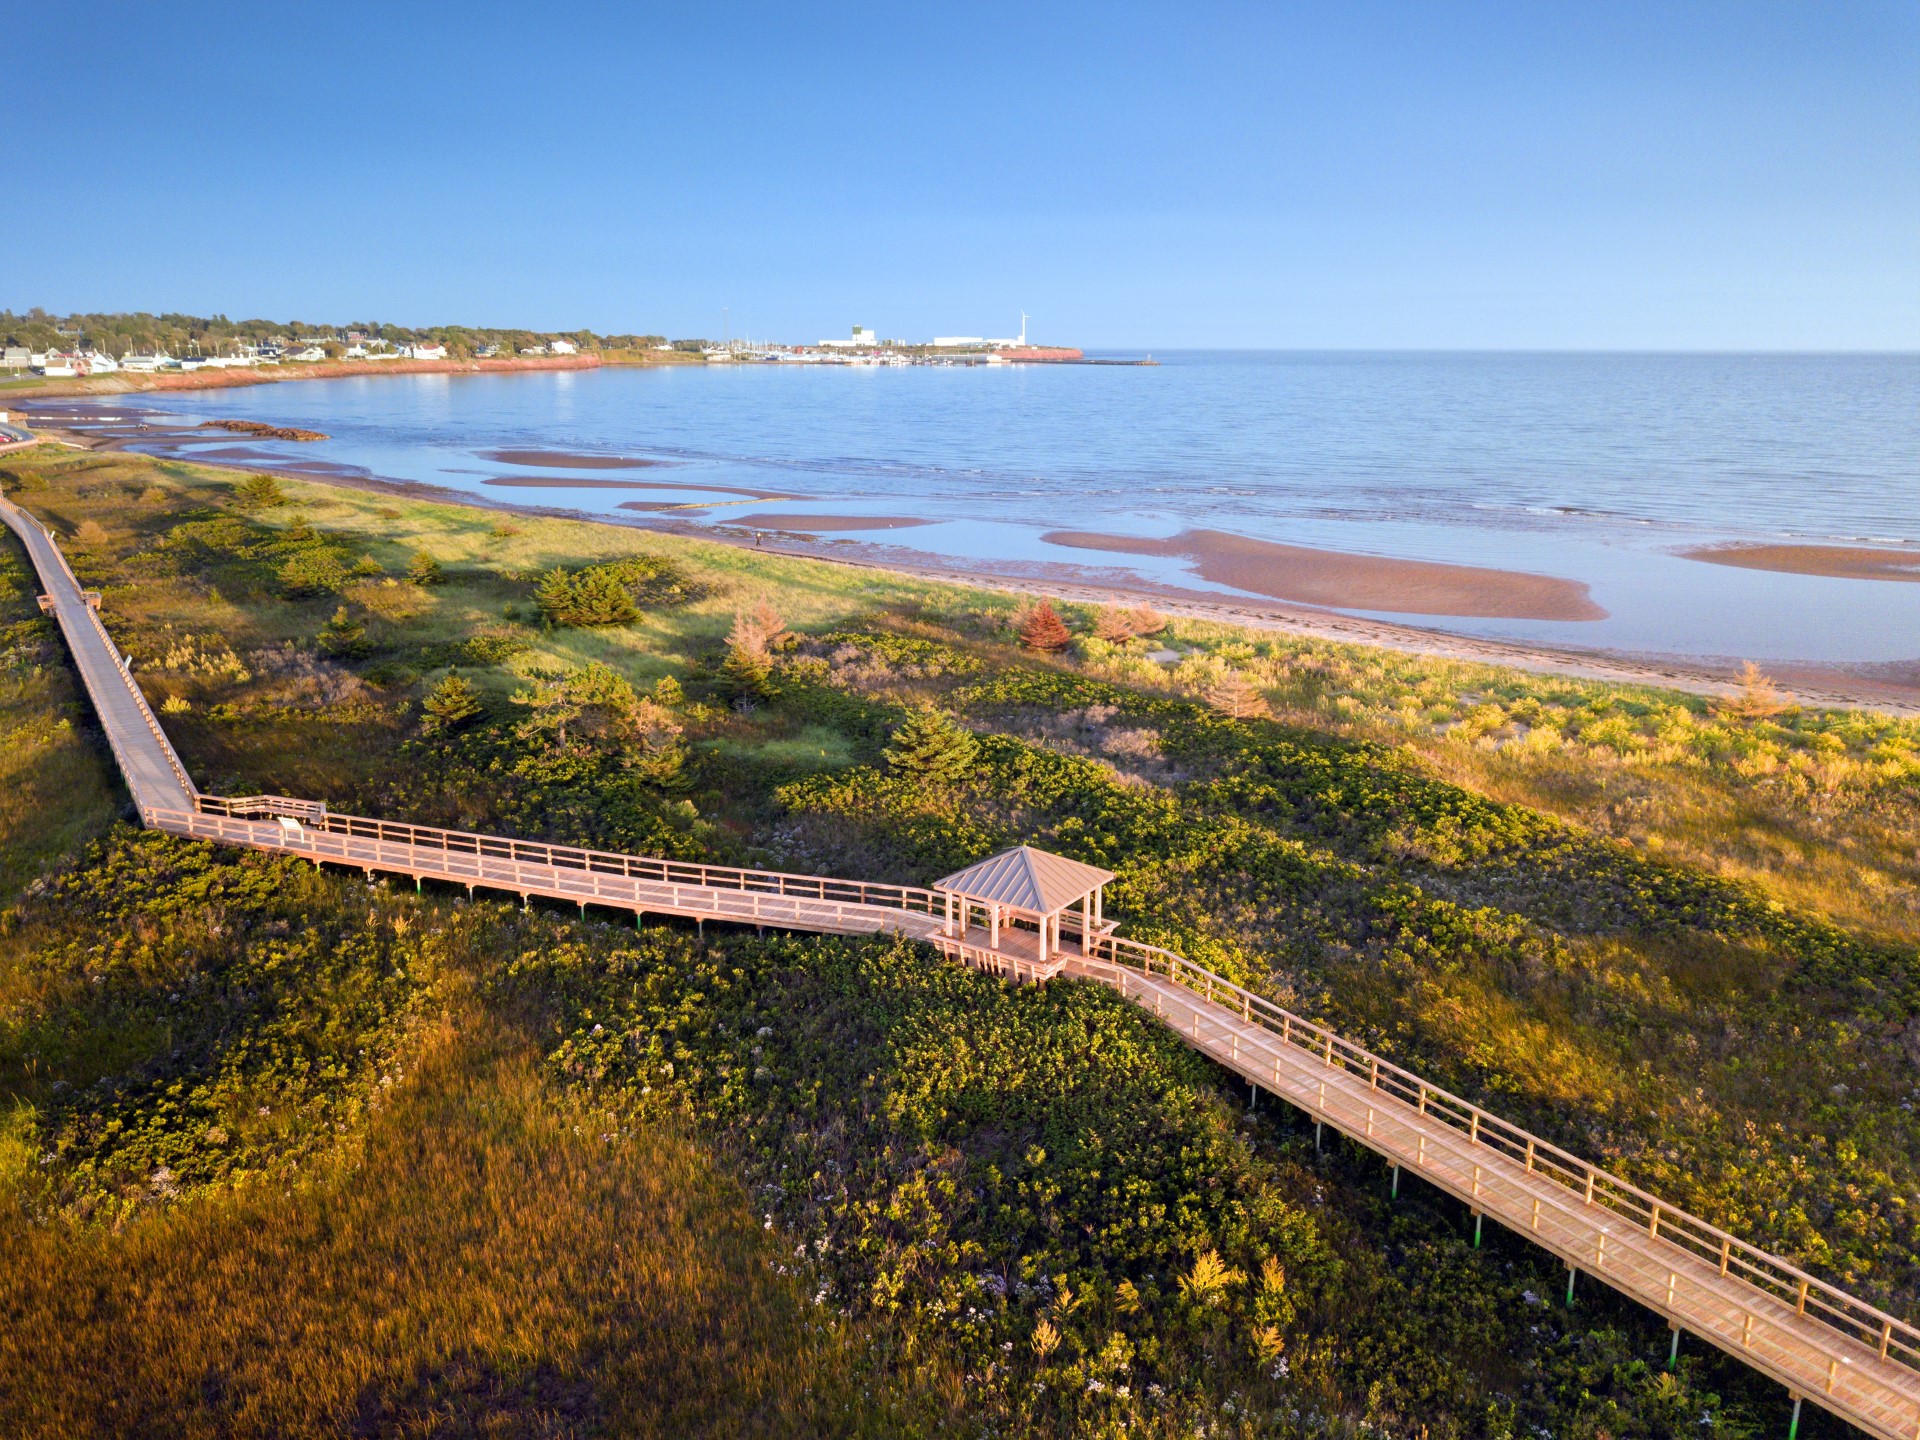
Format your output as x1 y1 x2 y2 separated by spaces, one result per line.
2 444 1914 1437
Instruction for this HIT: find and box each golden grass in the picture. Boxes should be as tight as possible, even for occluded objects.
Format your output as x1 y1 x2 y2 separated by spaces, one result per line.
0 1009 958 1438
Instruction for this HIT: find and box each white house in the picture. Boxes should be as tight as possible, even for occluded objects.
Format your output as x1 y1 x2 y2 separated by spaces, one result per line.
548 338 579 355
408 341 448 360
292 345 327 363
820 326 879 349
120 353 170 372
80 352 120 374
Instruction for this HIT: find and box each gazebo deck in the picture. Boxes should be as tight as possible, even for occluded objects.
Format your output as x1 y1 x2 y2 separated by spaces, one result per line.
943 917 1118 983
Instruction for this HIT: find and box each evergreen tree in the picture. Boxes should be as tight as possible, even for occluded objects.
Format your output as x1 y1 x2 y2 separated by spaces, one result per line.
406 550 444 585
236 473 286 508
1126 603 1168 637
1203 668 1266 720
316 605 371 659
720 641 772 701
420 671 482 735
1017 598 1072 651
885 705 980 786
1093 604 1137 644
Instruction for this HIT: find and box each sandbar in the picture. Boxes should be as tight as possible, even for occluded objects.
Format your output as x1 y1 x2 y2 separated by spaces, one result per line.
483 476 797 499
719 513 934 532
479 448 666 469
1043 528 1605 621
1681 543 1920 583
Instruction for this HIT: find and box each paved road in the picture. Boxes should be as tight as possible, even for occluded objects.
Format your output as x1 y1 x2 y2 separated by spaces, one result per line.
0 492 196 812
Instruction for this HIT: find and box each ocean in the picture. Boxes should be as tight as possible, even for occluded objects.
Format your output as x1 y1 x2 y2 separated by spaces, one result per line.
48 351 1920 665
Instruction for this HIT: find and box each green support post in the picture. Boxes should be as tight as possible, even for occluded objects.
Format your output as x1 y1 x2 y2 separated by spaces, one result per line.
414 876 422 894
1473 1212 1483 1248
1565 1266 1576 1306
1390 1164 1400 1199
1787 1396 1801 1440
1315 1120 1323 1152
1668 1326 1680 1370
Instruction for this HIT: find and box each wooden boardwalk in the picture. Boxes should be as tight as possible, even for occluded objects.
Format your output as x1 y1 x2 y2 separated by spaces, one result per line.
5 491 1917 1440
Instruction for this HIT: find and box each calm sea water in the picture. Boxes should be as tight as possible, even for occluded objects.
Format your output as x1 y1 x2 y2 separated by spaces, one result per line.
76 351 1920 664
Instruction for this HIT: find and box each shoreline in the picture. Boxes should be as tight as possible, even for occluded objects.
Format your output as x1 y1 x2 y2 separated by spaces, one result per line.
0 351 632 401
15 409 1920 717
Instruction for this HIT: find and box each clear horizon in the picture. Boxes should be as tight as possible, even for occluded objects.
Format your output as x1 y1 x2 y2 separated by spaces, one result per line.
14 2 1918 351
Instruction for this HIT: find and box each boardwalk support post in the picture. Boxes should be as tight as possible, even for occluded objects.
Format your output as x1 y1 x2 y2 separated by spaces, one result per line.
1390 1164 1400 1199
414 876 422 894
1566 1266 1576 1307
1314 1120 1323 1152
1669 1325 1681 1370
1473 1212 1483 1248
1788 1395 1802 1440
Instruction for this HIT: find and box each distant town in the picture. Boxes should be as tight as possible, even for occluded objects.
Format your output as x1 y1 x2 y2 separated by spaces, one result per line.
0 309 1114 378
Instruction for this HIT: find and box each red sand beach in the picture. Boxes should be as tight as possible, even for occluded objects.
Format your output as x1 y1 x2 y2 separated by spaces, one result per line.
1044 528 1606 621
1682 542 1920 583
479 449 666 469
719 513 933 532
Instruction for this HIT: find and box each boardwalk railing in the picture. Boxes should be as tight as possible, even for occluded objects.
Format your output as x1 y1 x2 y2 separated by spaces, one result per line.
185 793 951 918
1086 933 1920 1383
5 501 198 802
9 488 1918 1440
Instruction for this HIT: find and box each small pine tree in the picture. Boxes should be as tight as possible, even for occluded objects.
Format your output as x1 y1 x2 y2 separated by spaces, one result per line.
406 550 444 585
534 567 578 624
652 675 686 708
1126 603 1167 637
237 473 286 508
420 671 482 735
720 641 772 701
1017 598 1072 651
1093 604 1136 644
729 598 789 654
1204 668 1266 720
316 605 371 659
1724 660 1789 720
885 705 979 786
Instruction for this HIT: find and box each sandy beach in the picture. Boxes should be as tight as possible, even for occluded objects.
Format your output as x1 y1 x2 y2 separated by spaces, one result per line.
3 353 606 402
13 402 1920 717
484 476 797 500
1045 528 1606 621
1683 541 1920 582
479 449 666 469
720 513 933 532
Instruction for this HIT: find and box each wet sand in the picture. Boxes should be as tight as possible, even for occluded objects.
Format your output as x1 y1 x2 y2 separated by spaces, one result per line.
480 449 666 469
486 476 797 499
1682 542 1920 583
1045 528 1606 621
19 400 1920 716
719 513 933 532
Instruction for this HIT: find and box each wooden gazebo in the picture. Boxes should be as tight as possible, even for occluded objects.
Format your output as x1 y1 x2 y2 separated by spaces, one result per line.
933 845 1117 975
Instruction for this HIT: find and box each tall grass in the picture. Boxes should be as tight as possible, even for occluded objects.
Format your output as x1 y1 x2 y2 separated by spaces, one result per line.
0 1007 958 1439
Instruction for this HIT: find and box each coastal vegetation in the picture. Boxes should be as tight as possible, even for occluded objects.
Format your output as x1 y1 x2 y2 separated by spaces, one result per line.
1 307 672 363
2 443 1916 1437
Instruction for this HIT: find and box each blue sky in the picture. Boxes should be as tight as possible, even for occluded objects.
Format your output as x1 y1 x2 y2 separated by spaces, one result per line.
12 2 1917 348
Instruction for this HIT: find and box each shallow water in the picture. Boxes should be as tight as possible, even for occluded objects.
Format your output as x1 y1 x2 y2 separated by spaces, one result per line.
50 351 1920 663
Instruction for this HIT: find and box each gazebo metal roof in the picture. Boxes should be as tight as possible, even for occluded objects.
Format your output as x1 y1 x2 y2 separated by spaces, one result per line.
933 845 1115 915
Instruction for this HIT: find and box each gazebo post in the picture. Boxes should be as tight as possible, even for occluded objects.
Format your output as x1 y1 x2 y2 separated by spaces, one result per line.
990 904 999 949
